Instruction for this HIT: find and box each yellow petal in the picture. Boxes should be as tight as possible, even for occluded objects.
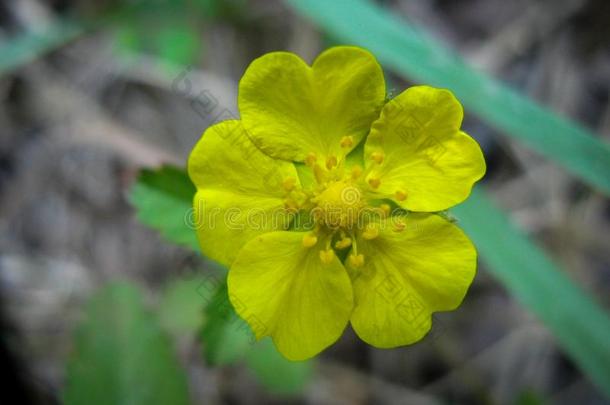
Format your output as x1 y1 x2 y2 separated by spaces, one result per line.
364 86 485 211
348 213 476 348
228 231 353 361
188 120 298 266
239 46 386 162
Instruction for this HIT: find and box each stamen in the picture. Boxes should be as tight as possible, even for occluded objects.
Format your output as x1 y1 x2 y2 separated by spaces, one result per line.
335 237 352 250
348 254 365 268
351 165 363 180
313 164 326 184
284 199 299 212
362 223 379 240
393 219 406 232
305 153 317 167
302 233 318 248
395 190 407 201
282 177 296 192
340 136 354 148
326 155 338 170
380 203 391 217
319 249 335 264
368 177 381 189
370 151 384 164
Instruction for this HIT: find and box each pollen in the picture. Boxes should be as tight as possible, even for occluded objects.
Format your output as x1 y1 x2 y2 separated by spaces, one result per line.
395 190 407 201
315 181 363 228
335 237 352 250
351 165 363 180
370 151 384 164
326 155 338 170
305 152 317 166
302 233 318 247
282 177 296 191
284 199 299 212
393 219 406 232
340 136 354 148
362 223 380 240
368 177 381 189
319 248 335 264
348 253 365 268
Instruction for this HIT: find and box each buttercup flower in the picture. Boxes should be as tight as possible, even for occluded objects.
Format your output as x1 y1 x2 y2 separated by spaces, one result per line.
188 46 485 360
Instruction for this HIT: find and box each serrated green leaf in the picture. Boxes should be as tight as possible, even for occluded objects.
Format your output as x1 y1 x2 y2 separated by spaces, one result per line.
64 282 190 405
129 166 199 251
286 0 610 195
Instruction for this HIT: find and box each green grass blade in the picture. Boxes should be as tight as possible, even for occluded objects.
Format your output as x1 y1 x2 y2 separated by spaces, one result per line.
453 188 610 398
285 0 610 195
0 19 85 76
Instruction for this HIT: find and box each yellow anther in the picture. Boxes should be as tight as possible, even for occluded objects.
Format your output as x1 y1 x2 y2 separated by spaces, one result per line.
326 155 338 170
340 136 354 148
395 190 407 201
335 237 352 250
371 151 384 164
362 223 380 240
282 177 296 191
351 165 363 180
284 199 299 212
380 203 391 217
348 254 365 268
302 233 318 247
319 249 335 264
368 177 381 189
305 153 317 166
393 219 406 232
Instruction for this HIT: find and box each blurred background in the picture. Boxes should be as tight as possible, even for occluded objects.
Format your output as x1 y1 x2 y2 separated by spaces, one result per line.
1 0 609 404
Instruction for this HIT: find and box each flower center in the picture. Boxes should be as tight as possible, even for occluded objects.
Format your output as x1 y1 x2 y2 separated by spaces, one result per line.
281 140 399 267
314 181 363 229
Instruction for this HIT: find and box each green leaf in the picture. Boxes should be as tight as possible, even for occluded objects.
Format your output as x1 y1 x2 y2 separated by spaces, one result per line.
245 338 313 396
158 276 211 337
64 282 190 405
285 0 610 195
200 281 253 366
0 19 85 76
156 24 200 67
129 166 199 251
453 188 610 398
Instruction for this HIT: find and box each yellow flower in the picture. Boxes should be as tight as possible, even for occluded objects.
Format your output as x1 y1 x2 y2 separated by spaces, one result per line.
188 46 485 360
